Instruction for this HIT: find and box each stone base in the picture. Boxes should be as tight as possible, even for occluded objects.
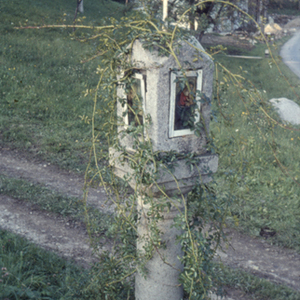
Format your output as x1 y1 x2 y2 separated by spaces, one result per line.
109 148 218 195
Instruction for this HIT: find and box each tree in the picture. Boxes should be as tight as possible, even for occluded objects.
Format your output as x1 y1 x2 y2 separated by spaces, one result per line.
183 0 272 36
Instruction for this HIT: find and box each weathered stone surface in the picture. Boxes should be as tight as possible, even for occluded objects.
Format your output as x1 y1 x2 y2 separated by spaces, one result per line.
113 36 217 193
117 36 214 154
269 97 300 125
1 150 300 298
110 149 218 194
112 37 217 300
135 197 184 300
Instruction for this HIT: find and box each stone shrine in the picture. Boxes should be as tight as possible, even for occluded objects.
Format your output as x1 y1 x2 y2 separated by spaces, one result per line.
110 36 218 300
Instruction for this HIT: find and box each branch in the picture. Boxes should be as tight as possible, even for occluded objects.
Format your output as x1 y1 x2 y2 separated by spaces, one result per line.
14 24 114 30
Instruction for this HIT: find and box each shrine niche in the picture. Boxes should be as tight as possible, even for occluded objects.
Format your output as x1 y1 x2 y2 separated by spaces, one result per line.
126 73 145 127
169 70 203 138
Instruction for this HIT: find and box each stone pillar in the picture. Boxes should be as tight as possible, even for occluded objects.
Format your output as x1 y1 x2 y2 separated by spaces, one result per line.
135 196 184 300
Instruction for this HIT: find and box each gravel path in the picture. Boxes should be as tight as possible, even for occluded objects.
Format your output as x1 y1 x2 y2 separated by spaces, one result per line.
0 194 94 268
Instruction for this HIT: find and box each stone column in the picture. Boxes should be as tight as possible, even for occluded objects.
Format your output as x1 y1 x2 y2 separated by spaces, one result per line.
135 196 184 300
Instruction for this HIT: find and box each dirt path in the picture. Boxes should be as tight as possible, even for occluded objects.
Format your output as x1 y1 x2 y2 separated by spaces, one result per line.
0 194 95 268
0 150 115 214
0 150 300 298
218 228 300 292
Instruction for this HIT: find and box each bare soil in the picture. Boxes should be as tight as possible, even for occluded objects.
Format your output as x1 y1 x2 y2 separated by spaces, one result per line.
0 194 94 268
0 148 114 214
218 228 300 292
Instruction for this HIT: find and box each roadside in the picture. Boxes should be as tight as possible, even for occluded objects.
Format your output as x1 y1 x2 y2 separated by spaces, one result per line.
280 30 300 79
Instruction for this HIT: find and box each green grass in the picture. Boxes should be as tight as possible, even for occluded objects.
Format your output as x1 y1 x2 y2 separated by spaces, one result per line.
215 263 300 300
2 227 299 300
0 2 123 297
211 37 300 250
0 0 125 173
0 228 135 300
0 229 90 299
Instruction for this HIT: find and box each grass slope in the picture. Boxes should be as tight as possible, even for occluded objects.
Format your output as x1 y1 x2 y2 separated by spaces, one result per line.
1 0 124 172
218 264 300 300
0 1 123 299
212 39 300 250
